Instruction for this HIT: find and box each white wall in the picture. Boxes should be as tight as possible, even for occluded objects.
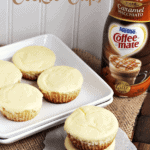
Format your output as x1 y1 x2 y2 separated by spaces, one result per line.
0 0 112 59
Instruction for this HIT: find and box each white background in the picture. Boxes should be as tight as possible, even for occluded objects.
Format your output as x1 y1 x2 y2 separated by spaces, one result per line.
0 0 113 59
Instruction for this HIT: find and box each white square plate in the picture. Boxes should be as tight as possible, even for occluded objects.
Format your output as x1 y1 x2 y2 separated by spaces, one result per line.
0 34 113 139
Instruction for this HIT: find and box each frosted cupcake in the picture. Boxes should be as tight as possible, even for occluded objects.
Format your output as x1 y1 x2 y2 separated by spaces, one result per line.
65 136 115 150
0 60 22 89
0 83 43 122
64 105 118 150
12 46 56 80
37 66 83 103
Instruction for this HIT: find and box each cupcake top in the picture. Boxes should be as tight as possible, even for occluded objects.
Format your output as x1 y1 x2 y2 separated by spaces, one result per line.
0 60 22 89
0 83 43 113
64 105 118 142
37 66 83 93
64 136 115 150
12 46 56 72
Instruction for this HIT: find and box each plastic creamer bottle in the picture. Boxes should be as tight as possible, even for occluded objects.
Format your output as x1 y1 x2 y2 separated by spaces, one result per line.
101 0 150 97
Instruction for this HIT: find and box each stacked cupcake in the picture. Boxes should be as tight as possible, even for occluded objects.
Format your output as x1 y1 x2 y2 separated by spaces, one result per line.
64 105 119 150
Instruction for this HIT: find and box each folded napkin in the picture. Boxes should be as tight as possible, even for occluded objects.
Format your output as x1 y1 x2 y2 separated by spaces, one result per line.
43 125 137 150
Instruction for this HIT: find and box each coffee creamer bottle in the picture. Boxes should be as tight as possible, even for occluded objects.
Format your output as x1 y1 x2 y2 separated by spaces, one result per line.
101 0 150 97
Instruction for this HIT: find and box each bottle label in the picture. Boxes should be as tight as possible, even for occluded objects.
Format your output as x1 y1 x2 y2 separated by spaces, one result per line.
109 0 150 22
108 23 148 57
117 3 144 18
101 16 150 97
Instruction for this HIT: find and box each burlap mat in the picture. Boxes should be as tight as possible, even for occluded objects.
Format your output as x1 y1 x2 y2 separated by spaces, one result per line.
0 49 147 150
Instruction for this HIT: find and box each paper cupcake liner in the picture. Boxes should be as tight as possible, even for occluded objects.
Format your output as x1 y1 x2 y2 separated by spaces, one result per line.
65 136 116 150
22 71 40 80
68 134 116 150
40 89 81 104
1 107 40 122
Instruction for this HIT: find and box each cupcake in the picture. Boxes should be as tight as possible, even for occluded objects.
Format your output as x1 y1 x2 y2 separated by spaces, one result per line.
64 105 118 150
0 83 43 122
37 66 83 103
0 60 22 89
12 46 56 80
65 136 115 150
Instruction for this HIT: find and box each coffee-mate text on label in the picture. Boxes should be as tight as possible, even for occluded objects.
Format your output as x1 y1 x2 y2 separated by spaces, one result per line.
109 24 148 57
101 0 150 97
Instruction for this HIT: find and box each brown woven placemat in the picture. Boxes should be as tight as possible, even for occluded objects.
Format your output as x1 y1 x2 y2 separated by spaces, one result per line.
0 48 146 149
